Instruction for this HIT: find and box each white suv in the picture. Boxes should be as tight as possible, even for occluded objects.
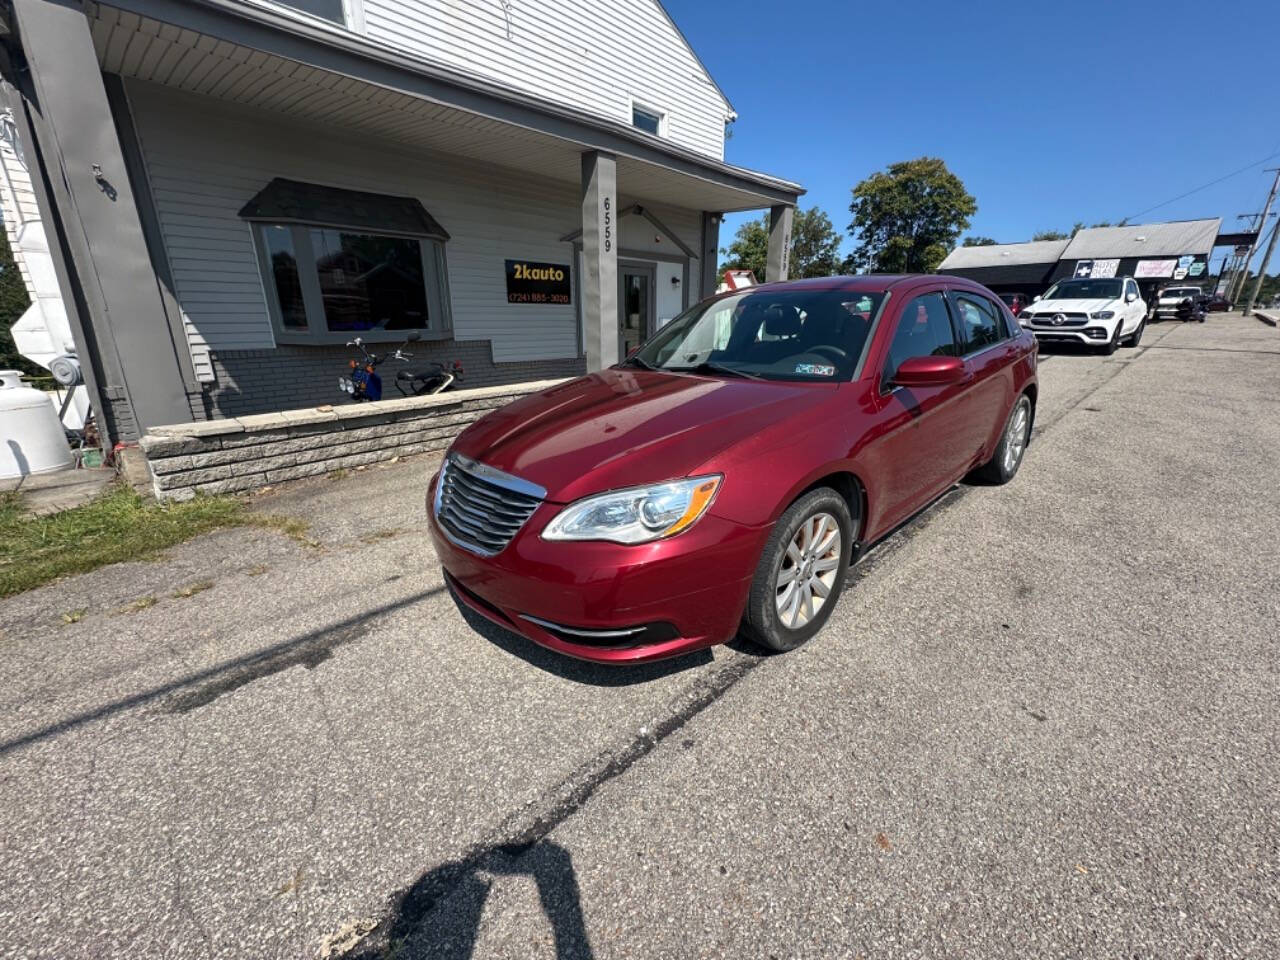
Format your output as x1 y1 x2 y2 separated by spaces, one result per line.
1018 276 1147 353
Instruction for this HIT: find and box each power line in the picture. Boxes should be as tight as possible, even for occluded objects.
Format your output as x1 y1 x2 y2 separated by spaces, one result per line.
1123 146 1280 223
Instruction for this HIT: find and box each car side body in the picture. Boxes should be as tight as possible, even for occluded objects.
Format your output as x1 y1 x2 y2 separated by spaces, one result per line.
428 275 1038 664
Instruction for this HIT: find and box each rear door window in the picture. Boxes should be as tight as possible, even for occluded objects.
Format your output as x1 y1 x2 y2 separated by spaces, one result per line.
950 291 1006 353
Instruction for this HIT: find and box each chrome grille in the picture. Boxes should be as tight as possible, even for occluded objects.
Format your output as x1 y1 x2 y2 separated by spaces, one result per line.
434 453 545 556
1027 313 1087 327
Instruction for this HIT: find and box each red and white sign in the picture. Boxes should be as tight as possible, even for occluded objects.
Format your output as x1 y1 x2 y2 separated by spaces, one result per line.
1135 259 1177 279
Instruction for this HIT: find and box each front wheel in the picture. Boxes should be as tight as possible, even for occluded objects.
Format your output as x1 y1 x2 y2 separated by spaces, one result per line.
1125 316 1146 347
1102 322 1122 355
973 394 1032 485
741 488 854 653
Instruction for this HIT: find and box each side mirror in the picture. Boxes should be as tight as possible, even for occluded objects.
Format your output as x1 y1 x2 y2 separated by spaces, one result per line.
407 332 422 343
1032 294 1042 303
893 355 966 388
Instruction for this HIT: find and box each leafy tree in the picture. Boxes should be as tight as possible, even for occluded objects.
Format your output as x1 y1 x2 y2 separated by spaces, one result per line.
1034 221 1116 242
1032 229 1070 241
0 231 39 377
720 206 842 282
963 236 998 246
845 157 976 274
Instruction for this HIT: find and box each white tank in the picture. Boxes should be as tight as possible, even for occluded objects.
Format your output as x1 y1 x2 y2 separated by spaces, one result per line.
0 370 74 479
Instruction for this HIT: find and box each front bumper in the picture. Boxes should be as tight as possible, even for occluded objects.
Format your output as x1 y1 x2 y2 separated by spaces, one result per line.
1024 324 1113 345
426 474 767 664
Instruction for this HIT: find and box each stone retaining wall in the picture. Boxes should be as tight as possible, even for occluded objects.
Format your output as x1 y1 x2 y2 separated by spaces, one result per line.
139 380 567 501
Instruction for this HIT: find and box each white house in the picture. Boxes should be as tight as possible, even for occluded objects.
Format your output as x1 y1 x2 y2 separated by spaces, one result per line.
0 0 802 446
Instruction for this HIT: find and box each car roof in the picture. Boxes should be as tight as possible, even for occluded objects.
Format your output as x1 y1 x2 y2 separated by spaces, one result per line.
728 274 989 297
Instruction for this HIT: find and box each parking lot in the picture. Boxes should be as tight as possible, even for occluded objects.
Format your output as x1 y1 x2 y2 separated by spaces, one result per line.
1 315 1277 958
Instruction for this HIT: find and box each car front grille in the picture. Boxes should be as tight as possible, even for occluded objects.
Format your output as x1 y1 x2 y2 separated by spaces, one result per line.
434 453 546 556
1026 313 1087 327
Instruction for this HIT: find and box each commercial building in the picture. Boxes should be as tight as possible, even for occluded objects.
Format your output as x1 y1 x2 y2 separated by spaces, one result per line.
939 218 1227 303
0 0 802 449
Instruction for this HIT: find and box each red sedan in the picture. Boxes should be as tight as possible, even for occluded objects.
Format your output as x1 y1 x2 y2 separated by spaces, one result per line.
428 275 1038 664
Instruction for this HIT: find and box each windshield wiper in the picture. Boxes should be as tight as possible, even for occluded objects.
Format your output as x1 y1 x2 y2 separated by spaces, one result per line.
678 361 764 380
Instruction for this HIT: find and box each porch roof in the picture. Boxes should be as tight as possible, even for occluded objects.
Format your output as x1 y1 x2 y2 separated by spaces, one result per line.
89 0 804 213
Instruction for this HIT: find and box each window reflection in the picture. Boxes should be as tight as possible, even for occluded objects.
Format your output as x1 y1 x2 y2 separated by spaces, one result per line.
310 229 429 332
263 226 307 329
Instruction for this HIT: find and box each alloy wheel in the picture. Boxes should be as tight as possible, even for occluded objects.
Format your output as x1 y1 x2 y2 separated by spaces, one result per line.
775 512 842 630
1003 400 1030 475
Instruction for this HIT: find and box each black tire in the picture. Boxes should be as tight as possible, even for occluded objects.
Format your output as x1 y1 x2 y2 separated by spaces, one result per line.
973 394 1032 485
1102 323 1122 355
741 487 855 654
1124 316 1146 347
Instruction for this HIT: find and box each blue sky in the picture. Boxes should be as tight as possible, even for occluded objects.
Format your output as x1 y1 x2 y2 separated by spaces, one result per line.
665 0 1280 273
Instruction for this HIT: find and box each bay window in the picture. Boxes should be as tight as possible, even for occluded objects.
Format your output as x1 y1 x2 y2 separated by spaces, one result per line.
243 178 452 343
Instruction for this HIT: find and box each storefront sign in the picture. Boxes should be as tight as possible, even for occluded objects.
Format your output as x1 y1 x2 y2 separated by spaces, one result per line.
1091 258 1120 278
1188 261 1205 277
505 260 572 305
1135 259 1177 279
1074 260 1093 278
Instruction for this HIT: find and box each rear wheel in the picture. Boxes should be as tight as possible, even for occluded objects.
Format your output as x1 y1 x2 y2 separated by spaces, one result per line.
973 394 1032 485
741 488 854 653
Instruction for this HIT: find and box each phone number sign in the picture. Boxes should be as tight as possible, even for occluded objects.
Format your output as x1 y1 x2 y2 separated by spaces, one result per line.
505 260 572 305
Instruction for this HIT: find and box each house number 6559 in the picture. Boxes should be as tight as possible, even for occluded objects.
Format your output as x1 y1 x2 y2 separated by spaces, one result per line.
603 196 612 252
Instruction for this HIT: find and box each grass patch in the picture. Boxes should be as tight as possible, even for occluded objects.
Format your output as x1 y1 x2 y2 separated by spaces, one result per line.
60 608 88 625
114 595 157 615
171 580 215 599
0 485 310 598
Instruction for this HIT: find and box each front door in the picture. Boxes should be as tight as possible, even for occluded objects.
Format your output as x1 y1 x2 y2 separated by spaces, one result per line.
618 263 656 359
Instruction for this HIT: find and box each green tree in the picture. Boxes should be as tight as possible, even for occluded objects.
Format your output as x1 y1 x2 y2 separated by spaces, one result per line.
963 236 997 246
845 157 977 274
720 206 842 282
0 231 39 377
1032 229 1070 241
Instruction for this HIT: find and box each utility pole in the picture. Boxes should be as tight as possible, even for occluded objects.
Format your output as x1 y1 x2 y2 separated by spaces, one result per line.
1240 168 1280 312
1227 211 1273 302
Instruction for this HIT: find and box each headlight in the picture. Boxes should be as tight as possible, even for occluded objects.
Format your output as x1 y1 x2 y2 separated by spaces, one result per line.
1091 311 1115 320
542 475 722 544
1018 314 1033 326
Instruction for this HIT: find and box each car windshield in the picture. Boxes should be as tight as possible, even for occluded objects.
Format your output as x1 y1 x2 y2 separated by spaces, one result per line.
629 288 885 382
1162 287 1200 298
1044 279 1124 300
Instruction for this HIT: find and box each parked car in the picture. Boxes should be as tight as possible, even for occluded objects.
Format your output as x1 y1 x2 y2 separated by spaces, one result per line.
998 292 1033 317
1154 285 1205 321
1018 276 1146 352
1203 293 1232 312
427 276 1038 664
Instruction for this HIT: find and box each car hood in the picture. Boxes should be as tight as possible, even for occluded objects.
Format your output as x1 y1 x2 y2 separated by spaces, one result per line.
449 368 831 503
1024 297 1121 315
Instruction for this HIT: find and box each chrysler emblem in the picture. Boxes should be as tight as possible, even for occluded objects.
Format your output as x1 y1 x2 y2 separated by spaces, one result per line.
1052 313 1066 326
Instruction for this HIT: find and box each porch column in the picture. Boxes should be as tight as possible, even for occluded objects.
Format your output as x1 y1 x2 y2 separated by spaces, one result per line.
699 212 721 299
767 204 794 282
581 151 618 370
10 0 193 435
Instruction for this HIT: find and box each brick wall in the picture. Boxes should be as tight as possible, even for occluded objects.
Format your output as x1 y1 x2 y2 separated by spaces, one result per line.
196 337 585 420
139 379 568 501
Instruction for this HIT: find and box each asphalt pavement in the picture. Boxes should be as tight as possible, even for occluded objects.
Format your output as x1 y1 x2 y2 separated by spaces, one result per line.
0 315 1276 959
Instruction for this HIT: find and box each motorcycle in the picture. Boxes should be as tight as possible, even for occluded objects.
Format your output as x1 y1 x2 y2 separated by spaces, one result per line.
1175 296 1207 324
338 332 464 402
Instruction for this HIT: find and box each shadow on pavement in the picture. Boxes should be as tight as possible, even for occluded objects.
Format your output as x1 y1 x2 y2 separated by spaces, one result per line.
450 591 713 686
0 585 448 756
349 840 593 960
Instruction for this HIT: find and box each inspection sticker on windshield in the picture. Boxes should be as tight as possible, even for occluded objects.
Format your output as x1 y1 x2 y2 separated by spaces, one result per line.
794 362 836 376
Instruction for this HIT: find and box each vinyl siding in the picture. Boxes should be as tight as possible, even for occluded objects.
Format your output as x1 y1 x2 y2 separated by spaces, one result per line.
355 0 729 160
124 80 699 368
